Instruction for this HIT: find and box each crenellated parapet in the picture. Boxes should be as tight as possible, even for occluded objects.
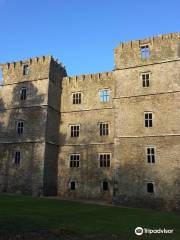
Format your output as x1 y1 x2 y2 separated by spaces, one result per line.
114 32 180 69
0 55 66 85
63 71 112 85
1 55 51 69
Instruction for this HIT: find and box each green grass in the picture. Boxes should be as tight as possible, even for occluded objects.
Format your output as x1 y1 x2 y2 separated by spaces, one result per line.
0 195 179 239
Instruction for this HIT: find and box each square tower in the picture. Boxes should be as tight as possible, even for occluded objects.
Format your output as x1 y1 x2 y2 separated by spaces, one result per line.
0 56 66 195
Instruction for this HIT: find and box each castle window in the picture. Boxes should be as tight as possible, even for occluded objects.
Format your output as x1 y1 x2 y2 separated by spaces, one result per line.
146 147 155 163
142 73 150 87
72 92 81 104
144 112 153 127
102 181 109 191
99 154 111 167
70 181 76 190
99 122 109 136
140 45 150 60
147 182 154 193
23 65 29 75
70 125 80 137
20 87 27 100
14 151 21 165
16 121 24 134
69 154 80 168
99 89 110 102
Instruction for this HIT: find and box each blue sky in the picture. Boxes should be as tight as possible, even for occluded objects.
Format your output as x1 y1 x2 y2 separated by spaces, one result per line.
0 0 179 76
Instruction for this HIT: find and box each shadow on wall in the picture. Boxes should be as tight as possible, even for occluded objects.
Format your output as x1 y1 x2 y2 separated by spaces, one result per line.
113 159 180 212
6 82 45 142
0 98 5 130
178 43 180 58
58 117 113 200
0 81 46 195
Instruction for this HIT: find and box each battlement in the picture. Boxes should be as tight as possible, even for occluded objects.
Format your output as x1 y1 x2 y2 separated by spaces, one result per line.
0 55 66 85
115 33 180 51
114 32 180 69
0 55 64 70
63 71 112 84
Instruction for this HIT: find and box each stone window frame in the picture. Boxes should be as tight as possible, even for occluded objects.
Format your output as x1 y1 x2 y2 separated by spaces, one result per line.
20 87 27 101
140 72 151 88
69 153 80 168
99 89 110 103
99 122 109 136
140 44 150 60
23 64 29 76
16 120 24 135
145 146 156 164
72 92 82 104
99 153 111 167
70 124 80 138
146 181 155 194
144 112 153 128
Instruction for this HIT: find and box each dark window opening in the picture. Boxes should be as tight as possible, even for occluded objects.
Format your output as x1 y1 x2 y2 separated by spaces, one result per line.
16 121 24 134
142 73 150 87
145 112 153 127
102 181 108 191
73 93 81 104
147 182 154 193
20 88 27 100
23 65 29 75
70 154 80 168
71 125 80 137
100 154 111 167
100 123 109 136
147 147 155 163
14 151 21 165
70 181 76 190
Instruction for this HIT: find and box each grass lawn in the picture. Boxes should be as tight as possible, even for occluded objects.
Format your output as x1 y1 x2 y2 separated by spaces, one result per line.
0 195 179 240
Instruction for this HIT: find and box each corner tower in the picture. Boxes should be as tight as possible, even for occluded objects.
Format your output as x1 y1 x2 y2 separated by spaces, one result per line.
0 56 66 195
113 33 180 210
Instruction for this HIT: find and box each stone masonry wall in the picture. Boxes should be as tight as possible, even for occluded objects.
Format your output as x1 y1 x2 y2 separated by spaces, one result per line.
113 33 180 210
58 72 115 200
114 33 180 69
0 56 65 195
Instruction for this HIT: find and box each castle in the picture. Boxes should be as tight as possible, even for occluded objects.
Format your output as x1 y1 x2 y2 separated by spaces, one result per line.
0 33 180 211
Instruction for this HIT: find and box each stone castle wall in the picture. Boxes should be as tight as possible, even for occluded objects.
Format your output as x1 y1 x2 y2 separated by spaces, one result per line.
58 72 115 201
0 56 66 195
0 33 180 210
